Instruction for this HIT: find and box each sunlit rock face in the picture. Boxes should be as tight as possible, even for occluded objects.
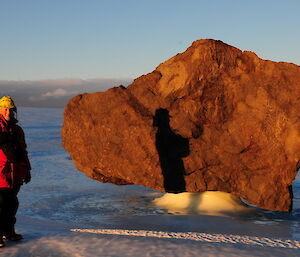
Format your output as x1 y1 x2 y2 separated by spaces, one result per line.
62 39 300 212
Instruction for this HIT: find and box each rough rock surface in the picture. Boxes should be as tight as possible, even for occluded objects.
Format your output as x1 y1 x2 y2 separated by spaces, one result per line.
62 39 300 212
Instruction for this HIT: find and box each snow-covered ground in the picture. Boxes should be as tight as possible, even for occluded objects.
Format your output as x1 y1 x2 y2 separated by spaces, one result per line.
0 107 299 256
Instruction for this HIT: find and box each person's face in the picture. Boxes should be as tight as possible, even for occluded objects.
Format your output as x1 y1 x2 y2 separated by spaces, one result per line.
0 107 13 121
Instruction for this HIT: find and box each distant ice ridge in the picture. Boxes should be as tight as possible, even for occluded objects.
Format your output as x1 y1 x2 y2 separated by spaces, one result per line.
153 191 252 215
71 228 300 249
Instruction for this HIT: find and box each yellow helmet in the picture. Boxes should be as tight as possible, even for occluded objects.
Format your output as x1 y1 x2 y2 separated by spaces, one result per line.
0 96 16 110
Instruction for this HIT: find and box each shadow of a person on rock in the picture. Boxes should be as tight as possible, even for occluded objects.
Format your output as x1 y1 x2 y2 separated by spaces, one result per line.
153 108 189 193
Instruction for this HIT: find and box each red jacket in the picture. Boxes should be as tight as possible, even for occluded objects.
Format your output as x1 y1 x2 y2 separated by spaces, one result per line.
0 114 31 188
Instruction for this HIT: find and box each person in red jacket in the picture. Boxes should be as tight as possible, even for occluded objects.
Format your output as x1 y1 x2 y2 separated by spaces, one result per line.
0 96 31 248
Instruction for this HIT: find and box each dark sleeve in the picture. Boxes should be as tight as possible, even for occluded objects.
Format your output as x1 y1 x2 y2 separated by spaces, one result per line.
0 132 14 145
15 125 31 169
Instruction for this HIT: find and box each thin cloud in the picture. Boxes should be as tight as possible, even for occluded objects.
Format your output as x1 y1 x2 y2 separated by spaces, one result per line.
42 88 77 98
29 88 79 101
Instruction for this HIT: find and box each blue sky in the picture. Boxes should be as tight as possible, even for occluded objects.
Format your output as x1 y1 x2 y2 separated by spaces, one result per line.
0 0 299 80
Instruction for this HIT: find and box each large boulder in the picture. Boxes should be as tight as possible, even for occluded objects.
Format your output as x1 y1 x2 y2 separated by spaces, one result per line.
62 39 300 212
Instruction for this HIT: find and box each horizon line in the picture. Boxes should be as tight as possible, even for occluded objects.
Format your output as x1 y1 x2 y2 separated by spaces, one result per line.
0 77 133 83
